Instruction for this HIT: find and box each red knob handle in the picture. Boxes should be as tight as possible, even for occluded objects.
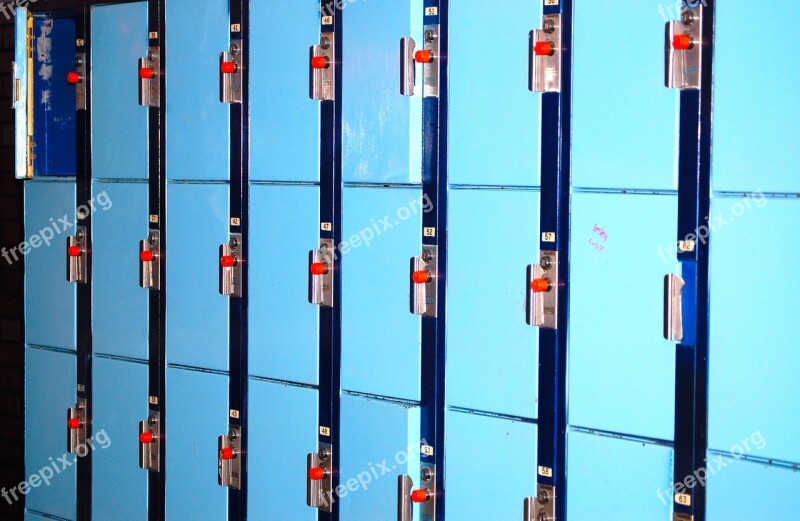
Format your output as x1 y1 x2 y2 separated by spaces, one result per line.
534 41 554 56
66 72 81 85
139 67 155 79
139 431 154 444
411 489 430 503
67 418 81 430
414 50 434 64
67 245 82 257
311 56 329 70
140 250 155 262
310 262 328 276
309 467 327 481
530 278 551 293
412 270 430 284
220 255 237 268
672 34 693 50
220 61 237 74
220 447 235 460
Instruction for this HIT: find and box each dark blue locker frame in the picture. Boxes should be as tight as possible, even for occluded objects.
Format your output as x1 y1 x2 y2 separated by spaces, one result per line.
536 1 573 520
419 1 448 519
226 0 250 518
673 1 715 520
316 4 343 520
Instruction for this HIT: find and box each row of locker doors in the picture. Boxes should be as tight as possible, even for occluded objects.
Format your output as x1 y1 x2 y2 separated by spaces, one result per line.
20 1 800 520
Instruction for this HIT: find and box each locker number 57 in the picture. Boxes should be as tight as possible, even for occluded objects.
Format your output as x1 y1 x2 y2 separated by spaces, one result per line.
542 232 556 242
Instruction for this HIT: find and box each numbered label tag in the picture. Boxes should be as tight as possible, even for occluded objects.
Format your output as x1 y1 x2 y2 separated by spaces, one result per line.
537 466 553 478
542 232 556 242
544 0 560 5
321 222 332 232
322 16 333 26
149 396 159 405
229 409 240 419
149 214 159 224
678 240 696 252
424 227 436 237
421 444 434 456
230 23 241 32
148 32 158 40
231 217 241 226
425 7 438 16
675 493 691 506
320 426 331 436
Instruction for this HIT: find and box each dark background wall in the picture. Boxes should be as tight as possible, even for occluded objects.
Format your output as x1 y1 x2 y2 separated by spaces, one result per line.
0 14 26 521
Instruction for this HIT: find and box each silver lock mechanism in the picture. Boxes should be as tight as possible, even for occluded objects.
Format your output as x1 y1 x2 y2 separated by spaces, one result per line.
310 33 335 101
397 474 414 521
526 251 558 329
674 514 694 521
665 6 703 89
307 443 333 512
218 425 242 489
66 52 87 110
138 47 160 107
309 239 334 307
664 273 685 342
524 484 555 521
399 36 417 96
139 230 161 290
415 26 440 98
67 398 87 454
219 233 243 298
529 14 562 93
410 246 437 318
219 40 242 104
139 410 161 472
66 225 88 284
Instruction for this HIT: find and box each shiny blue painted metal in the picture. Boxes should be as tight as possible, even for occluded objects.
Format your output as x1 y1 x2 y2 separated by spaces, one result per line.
247 380 318 521
164 368 228 520
340 186 422 401
24 180 76 350
249 185 319 384
707 458 800 520
31 17 76 177
91 182 148 359
566 431 673 520
25 347 77 520
91 357 148 520
90 2 148 181
166 183 229 371
341 0 422 184
568 192 677 439
339 395 420 520
165 0 229 182
445 411 537 520
249 0 320 183
446 189 539 418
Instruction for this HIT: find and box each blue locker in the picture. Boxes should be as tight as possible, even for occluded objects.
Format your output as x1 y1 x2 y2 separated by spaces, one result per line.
568 192 677 439
24 180 76 350
707 458 800 521
339 395 420 520
165 0 229 182
249 0 320 183
166 184 230 371
341 186 422 401
566 431 673 520
247 380 318 521
24 347 76 520
91 357 148 520
249 185 319 384
445 411 537 520
342 0 422 184
165 368 229 520
572 2 677 191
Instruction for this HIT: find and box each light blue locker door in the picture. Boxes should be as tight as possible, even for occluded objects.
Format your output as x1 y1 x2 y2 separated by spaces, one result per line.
247 2 321 514
707 4 800 516
91 358 148 520
25 348 76 520
165 368 229 520
567 2 681 515
445 1 541 517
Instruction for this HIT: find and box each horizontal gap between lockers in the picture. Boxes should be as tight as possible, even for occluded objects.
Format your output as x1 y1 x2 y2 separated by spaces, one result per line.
713 190 800 199
342 389 421 408
93 353 148 365
249 180 319 187
449 184 540 192
568 425 674 448
165 363 228 376
24 344 76 356
343 182 422 189
572 187 679 196
24 509 71 521
91 178 148 184
447 405 537 424
248 374 318 391
165 179 229 185
24 176 75 183
705 449 800 471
